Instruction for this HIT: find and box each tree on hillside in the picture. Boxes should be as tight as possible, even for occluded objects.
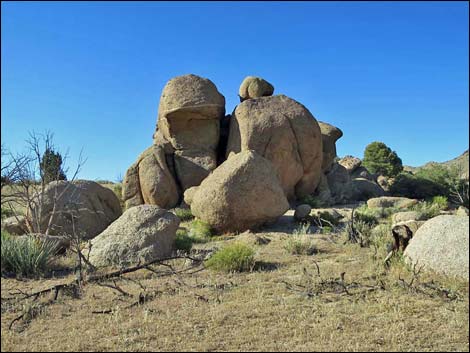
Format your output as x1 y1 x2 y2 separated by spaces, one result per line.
362 141 403 177
40 147 67 184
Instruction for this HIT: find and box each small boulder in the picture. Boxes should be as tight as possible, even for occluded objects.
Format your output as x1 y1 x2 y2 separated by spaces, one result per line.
377 175 392 192
88 205 180 268
1 215 27 235
238 76 274 101
338 156 362 172
404 215 469 280
456 206 469 217
351 178 385 201
188 151 289 232
391 211 423 224
367 196 418 209
294 204 312 221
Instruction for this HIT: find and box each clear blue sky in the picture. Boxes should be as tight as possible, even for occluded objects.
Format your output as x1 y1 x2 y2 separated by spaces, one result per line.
2 1 468 181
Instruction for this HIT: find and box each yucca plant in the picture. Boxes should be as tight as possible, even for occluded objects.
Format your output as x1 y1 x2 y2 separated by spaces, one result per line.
1 231 58 277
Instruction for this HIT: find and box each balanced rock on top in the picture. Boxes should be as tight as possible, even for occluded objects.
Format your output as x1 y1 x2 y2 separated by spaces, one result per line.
238 76 274 101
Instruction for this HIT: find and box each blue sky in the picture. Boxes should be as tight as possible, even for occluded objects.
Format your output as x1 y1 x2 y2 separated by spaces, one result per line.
2 1 468 181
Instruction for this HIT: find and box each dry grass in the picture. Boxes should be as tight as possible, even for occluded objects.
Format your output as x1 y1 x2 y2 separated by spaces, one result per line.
1 212 468 352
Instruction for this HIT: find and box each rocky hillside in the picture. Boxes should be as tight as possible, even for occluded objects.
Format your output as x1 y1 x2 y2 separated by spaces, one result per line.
405 149 469 178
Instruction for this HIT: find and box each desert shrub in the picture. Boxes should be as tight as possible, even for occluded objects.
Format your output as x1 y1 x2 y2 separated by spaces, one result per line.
431 195 448 210
362 141 403 178
1 207 14 219
293 222 312 235
173 208 194 221
312 211 340 227
354 220 373 247
284 234 316 255
320 225 333 234
354 205 379 226
1 231 57 277
188 219 213 242
205 242 255 273
299 195 322 208
411 201 441 220
174 229 193 253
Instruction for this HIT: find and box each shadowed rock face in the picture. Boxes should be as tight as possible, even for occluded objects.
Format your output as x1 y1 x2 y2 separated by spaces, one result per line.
122 145 179 210
226 95 323 201
187 150 289 232
318 122 343 173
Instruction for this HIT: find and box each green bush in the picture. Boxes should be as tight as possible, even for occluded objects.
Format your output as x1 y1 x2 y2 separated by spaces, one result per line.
173 208 194 222
362 141 403 178
1 207 14 219
354 206 379 226
174 229 193 253
284 234 316 255
320 225 333 234
205 242 255 273
431 195 448 210
390 172 446 199
411 201 441 220
1 231 57 277
188 219 213 243
299 195 322 208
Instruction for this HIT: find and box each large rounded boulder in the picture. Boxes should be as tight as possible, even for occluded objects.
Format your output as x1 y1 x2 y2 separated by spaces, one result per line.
155 74 225 191
226 95 323 200
28 180 122 240
88 205 179 267
188 150 289 232
404 215 469 280
122 145 180 210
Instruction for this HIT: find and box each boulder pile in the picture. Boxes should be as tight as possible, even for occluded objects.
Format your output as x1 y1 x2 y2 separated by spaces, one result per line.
122 74 384 231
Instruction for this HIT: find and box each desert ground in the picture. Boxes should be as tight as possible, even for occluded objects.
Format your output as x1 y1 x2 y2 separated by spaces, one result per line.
2 205 468 352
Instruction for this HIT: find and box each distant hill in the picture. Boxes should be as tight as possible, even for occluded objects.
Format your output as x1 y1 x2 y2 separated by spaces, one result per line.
404 150 469 178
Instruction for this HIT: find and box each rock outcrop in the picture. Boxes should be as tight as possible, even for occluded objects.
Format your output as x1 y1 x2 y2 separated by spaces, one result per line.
123 74 226 209
187 151 289 232
226 95 323 200
88 205 180 267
